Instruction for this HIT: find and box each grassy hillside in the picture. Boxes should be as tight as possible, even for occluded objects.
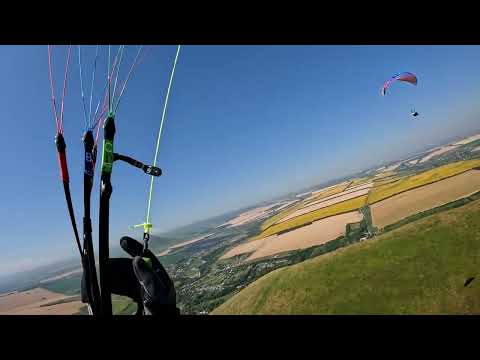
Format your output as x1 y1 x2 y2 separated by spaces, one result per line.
212 198 480 314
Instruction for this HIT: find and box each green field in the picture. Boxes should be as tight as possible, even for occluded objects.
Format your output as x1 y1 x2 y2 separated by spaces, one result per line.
251 195 367 240
368 159 480 204
212 198 480 314
41 274 81 296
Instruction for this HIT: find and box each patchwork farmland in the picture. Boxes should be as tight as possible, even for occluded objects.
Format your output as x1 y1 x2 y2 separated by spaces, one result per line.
223 150 480 267
371 170 480 228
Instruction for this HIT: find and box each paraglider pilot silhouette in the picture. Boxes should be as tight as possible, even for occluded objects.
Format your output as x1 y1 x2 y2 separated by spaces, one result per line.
381 72 419 118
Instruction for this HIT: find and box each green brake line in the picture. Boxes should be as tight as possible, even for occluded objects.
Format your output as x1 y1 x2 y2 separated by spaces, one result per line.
132 45 182 256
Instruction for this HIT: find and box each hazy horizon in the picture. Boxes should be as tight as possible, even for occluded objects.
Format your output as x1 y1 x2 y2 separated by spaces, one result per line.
160 127 480 232
2 45 480 276
2 126 478 278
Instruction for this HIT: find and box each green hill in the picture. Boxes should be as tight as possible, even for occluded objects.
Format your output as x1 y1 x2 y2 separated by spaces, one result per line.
212 199 480 314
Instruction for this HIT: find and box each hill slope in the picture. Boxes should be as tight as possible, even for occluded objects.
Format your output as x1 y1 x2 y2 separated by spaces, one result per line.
212 199 480 314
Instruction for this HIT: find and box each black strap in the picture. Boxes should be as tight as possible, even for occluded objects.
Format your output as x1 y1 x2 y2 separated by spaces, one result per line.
113 153 162 177
56 133 97 313
81 130 102 315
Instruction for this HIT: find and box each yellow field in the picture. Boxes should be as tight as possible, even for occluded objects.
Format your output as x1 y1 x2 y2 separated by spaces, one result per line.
280 188 370 223
259 202 306 231
371 170 480 228
252 195 368 240
368 159 480 204
303 182 350 205
222 211 363 261
260 182 350 231
373 175 404 187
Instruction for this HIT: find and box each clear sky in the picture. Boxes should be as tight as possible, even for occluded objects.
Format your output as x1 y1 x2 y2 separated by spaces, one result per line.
1 45 480 276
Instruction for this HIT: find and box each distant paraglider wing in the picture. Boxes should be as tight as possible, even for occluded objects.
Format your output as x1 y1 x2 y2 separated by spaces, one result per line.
381 72 418 96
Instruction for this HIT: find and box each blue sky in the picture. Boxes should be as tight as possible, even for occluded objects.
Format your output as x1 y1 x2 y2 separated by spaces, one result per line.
1 45 480 275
